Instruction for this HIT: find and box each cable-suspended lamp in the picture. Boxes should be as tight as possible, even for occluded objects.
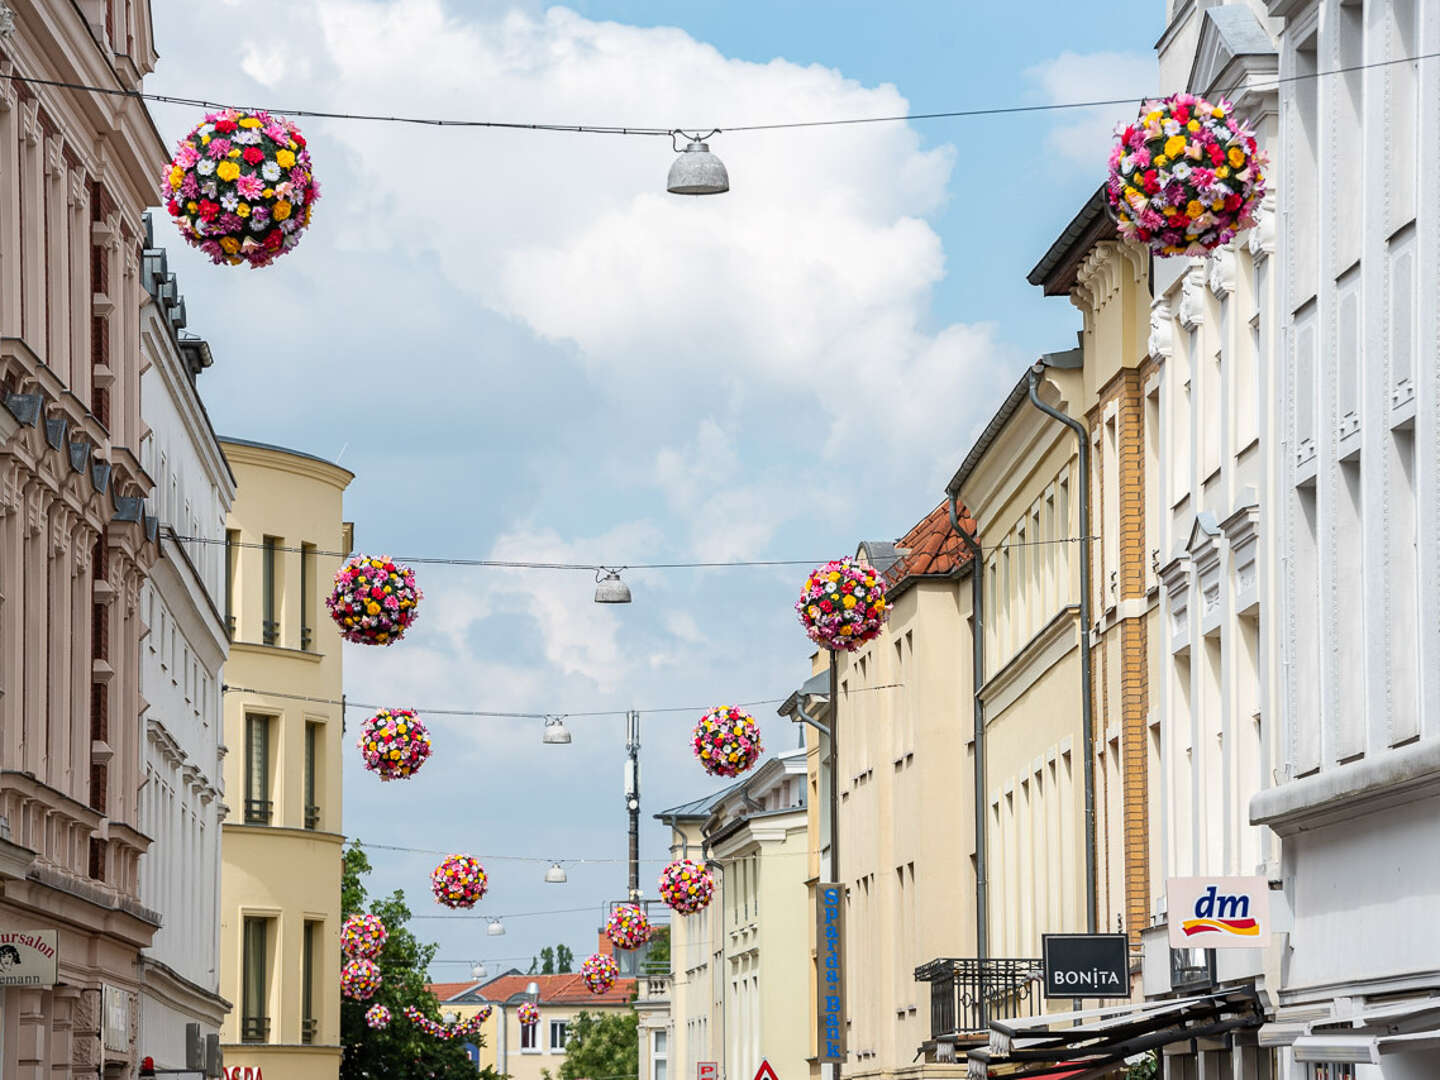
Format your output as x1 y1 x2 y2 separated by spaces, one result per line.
594 569 631 604
544 862 568 884
667 132 729 195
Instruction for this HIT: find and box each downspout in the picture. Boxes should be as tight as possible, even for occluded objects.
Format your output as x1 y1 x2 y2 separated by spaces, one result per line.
1025 364 1098 935
945 494 988 978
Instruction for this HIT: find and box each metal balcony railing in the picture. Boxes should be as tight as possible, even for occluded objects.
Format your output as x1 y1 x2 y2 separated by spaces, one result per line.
241 1016 270 1043
244 799 273 826
304 804 321 830
301 1017 317 1044
914 957 1045 1042
262 620 279 646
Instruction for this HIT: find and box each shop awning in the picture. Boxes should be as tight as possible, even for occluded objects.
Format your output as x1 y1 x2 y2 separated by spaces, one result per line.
1258 994 1440 1057
966 993 1263 1079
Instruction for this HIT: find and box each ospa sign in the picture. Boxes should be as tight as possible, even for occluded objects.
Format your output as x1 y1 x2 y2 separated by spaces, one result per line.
0 929 58 987
1167 876 1270 949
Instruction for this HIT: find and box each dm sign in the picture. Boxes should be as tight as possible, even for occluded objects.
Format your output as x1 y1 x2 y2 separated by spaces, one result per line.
1042 934 1128 998
1167 875 1269 949
814 883 845 1063
0 929 58 987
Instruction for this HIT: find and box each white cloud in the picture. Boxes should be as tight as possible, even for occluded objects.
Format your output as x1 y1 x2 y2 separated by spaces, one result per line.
1026 50 1157 171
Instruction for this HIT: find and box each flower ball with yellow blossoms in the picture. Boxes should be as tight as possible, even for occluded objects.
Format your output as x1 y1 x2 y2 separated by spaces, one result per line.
1107 92 1267 257
430 854 488 909
657 858 715 915
161 109 318 268
357 708 432 781
692 706 763 779
365 1005 392 1030
327 555 423 646
796 558 889 653
605 904 653 951
581 953 619 995
341 959 382 1001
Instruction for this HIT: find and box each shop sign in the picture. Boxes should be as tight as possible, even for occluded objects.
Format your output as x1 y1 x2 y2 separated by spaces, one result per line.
814 883 845 1063
103 984 131 1053
1041 933 1129 998
0 928 58 987
224 1069 264 1080
1167 875 1269 949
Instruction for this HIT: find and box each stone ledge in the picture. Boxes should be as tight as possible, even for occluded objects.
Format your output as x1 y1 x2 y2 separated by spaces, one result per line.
1250 737 1440 837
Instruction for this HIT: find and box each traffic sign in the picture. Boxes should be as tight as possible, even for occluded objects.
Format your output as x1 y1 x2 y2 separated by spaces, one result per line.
698 1064 717 1080
754 1060 779 1080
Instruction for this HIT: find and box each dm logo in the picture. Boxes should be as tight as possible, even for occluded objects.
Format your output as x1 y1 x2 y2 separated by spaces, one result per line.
1180 885 1259 938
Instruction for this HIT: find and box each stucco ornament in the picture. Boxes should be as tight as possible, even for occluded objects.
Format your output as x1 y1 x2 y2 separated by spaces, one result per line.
1107 92 1267 257
580 952 619 995
327 554 422 645
161 109 318 267
796 557 889 652
692 706 763 778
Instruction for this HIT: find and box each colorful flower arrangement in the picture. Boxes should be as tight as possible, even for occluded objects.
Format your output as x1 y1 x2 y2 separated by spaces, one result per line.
341 958 382 1001
1107 92 1267 257
605 904 653 951
327 555 423 646
692 706 763 778
516 1002 540 1026
341 913 389 959
160 109 318 268
365 1004 392 1030
357 709 433 781
580 953 619 995
796 558 889 653
403 1005 490 1040
658 859 715 915
430 854 488 909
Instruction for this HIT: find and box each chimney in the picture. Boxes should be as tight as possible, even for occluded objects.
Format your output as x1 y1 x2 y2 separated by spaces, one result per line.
596 931 614 959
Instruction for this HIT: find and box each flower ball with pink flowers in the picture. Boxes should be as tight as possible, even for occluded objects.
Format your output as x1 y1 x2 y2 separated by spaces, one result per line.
341 913 389 959
605 904 652 951
658 859 714 915
327 555 423 646
341 959 382 1001
517 1002 540 1026
358 709 432 781
796 558 889 652
692 706 763 779
160 109 318 268
581 953 619 995
365 1004 392 1030
430 854 487 909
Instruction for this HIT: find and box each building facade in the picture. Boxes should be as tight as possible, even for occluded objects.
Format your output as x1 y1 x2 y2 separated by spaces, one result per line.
136 231 236 1067
218 438 353 1080
0 1 168 1076
1250 0 1440 1074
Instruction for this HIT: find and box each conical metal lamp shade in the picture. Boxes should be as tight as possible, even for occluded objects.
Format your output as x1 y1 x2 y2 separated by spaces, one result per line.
667 141 729 195
594 571 632 604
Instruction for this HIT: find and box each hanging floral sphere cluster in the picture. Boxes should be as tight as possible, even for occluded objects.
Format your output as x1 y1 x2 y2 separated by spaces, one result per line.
341 913 389 959
581 953 619 995
341 958 382 1001
365 1005 392 1030
328 555 423 646
658 859 715 915
692 706 763 778
1107 92 1267 257
517 1002 540 1026
358 709 432 781
605 904 653 951
161 109 318 268
431 854 488 909
404 1006 489 1040
796 558 889 652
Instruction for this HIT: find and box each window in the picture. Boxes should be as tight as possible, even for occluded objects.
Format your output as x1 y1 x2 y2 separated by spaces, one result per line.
304 722 321 830
1336 0 1364 270
1311 1067 1355 1080
1291 33 1320 304
1386 0 1418 231
521 1017 539 1051
225 530 239 638
242 916 271 1042
301 542 316 650
549 1019 569 1051
244 714 272 825
302 920 319 1044
262 536 280 645
652 1028 668 1080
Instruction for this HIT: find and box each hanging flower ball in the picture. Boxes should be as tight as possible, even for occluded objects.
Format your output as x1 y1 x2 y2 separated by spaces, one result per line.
580 953 619 995
341 958 382 1001
430 854 488 909
160 109 319 268
692 707 764 778
327 555 423 646
605 904 653 951
516 1002 540 1026
796 558 889 653
357 709 432 781
658 859 715 915
365 1004 392 1030
341 913 389 959
1107 92 1267 257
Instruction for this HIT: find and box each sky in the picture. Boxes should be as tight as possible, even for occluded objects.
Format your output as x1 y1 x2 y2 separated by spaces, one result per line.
145 0 1161 983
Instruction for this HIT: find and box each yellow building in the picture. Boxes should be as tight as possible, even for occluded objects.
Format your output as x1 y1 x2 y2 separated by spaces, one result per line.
218 438 354 1080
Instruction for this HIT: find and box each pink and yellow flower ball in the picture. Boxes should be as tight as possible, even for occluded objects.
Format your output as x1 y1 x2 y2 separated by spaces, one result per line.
430 854 488 909
517 1002 540 1026
340 912 388 959
605 904 653 951
340 958 382 1001
327 555 422 646
692 706 763 779
658 859 714 915
357 708 432 781
365 1004 392 1030
796 558 889 653
581 953 619 995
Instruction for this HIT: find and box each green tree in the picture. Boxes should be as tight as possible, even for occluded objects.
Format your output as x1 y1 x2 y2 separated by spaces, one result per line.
643 927 669 970
529 944 575 975
556 1010 638 1080
340 845 483 1080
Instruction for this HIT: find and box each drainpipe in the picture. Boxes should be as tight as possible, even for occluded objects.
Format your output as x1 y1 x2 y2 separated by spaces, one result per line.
945 493 987 984
1025 364 1098 936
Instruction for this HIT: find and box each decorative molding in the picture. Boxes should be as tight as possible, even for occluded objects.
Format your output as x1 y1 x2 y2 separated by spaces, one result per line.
1206 245 1238 299
1247 194 1276 261
1179 262 1208 329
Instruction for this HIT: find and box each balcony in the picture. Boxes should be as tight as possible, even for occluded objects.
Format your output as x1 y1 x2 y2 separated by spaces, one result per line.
243 799 273 826
301 1017 317 1045
914 957 1044 1058
241 1016 270 1043
304 804 321 830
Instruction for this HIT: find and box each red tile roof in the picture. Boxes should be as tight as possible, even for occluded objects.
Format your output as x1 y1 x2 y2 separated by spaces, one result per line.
427 980 481 1001
461 972 636 1006
885 500 975 590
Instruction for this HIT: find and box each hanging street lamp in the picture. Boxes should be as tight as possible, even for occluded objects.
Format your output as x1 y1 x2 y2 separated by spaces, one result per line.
667 132 729 196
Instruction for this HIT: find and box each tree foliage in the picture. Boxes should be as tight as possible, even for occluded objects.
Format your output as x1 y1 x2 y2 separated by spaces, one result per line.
528 944 575 975
340 845 485 1080
556 1010 638 1080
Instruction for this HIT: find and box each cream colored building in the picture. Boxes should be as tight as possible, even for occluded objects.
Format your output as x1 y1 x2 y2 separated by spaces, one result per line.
218 438 353 1080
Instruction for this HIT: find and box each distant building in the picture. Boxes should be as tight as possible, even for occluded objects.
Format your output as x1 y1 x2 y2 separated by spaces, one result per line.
218 438 353 1080
136 226 236 1070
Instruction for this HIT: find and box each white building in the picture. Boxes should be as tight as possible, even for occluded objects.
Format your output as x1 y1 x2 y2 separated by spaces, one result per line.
135 223 237 1069
1248 0 1440 1076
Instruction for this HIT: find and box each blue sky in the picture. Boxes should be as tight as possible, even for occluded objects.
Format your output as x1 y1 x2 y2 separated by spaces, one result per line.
148 0 1159 981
